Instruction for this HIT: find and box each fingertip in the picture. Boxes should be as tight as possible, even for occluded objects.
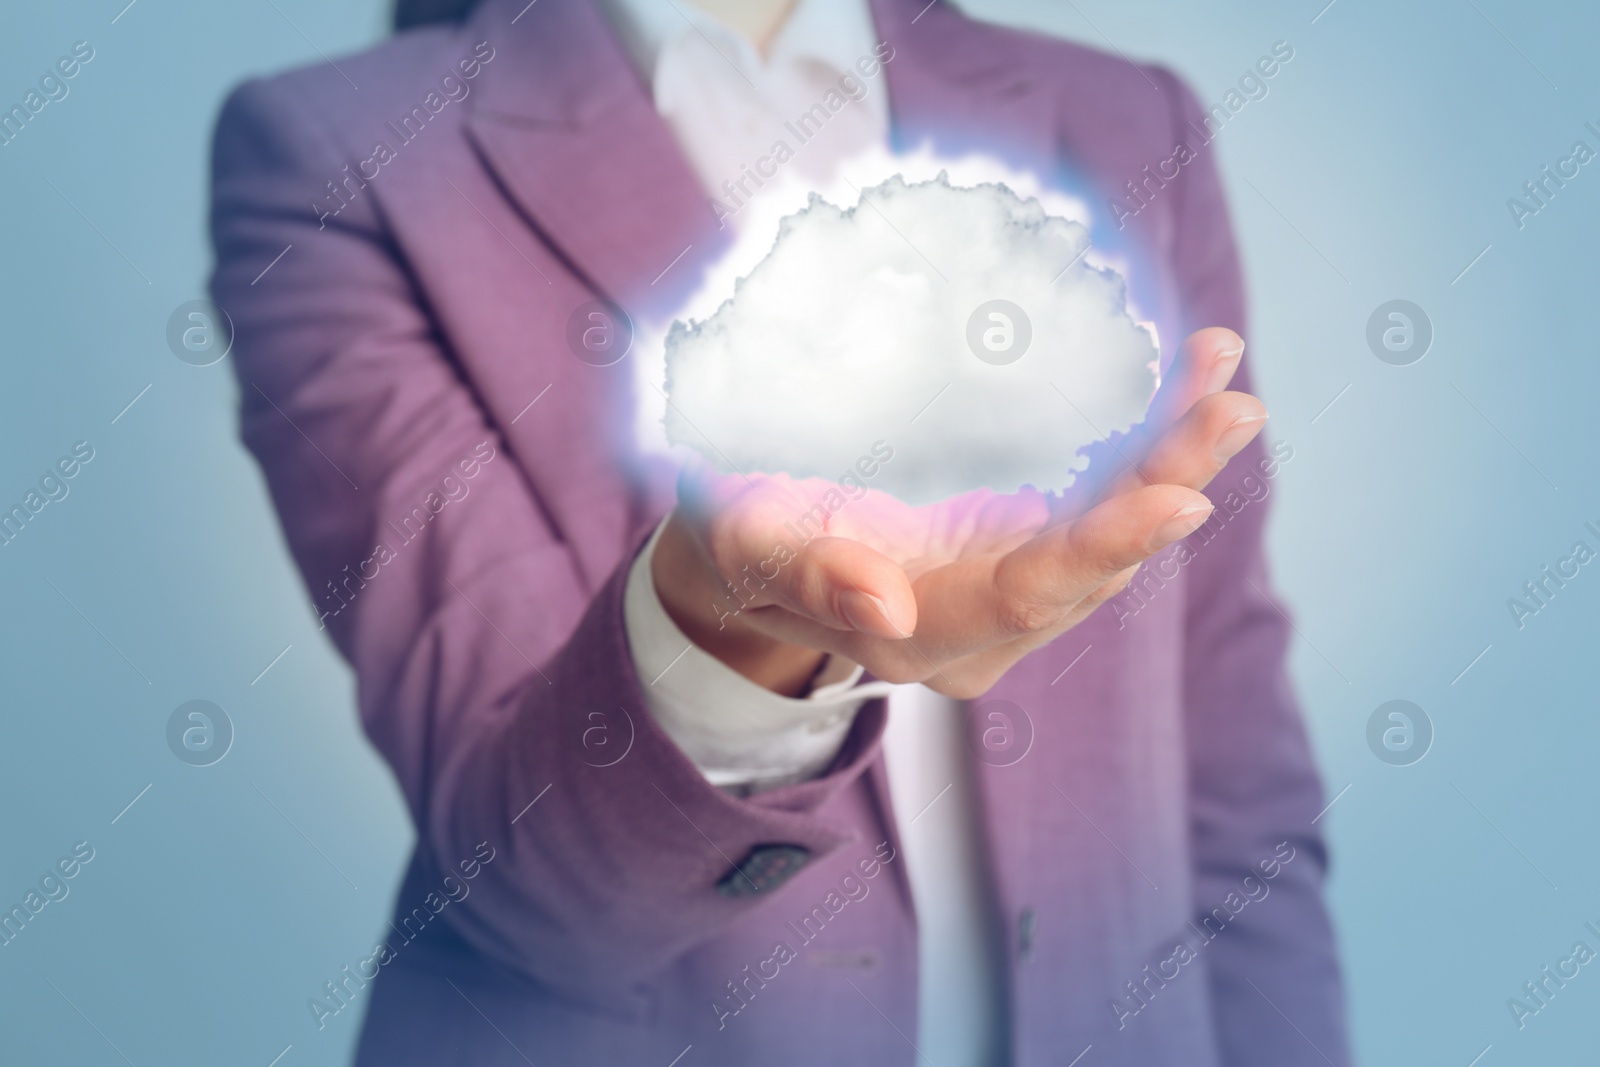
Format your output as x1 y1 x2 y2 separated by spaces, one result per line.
1150 500 1214 549
1185 325 1243 356
885 591 918 637
837 587 917 638
1172 483 1217 515
1203 333 1246 394
1212 326 1245 354
1150 328 1248 429
837 589 885 634
1217 411 1268 455
795 537 917 637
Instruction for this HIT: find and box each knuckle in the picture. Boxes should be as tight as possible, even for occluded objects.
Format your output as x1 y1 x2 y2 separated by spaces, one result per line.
997 595 1057 636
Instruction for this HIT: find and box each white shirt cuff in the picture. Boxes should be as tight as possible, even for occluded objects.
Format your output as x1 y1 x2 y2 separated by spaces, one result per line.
623 516 893 793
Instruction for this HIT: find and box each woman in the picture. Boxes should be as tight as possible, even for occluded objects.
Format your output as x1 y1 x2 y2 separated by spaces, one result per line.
208 0 1347 1062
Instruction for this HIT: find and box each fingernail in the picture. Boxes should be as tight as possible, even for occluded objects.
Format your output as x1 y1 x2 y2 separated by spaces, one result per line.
1151 504 1213 549
839 589 892 634
1214 412 1269 462
1206 343 1245 393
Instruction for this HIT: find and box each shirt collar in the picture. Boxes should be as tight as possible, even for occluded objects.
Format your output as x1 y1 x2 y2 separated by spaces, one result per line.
597 0 879 86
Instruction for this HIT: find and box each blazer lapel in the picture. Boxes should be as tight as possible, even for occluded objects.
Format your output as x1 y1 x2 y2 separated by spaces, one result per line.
449 0 730 590
869 0 1053 171
464 0 730 320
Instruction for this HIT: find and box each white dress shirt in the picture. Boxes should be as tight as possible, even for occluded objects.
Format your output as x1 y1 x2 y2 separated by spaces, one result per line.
600 0 887 201
601 2 1007 1062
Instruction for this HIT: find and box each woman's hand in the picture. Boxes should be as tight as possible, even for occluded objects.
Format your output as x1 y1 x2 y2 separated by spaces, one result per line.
651 327 1267 699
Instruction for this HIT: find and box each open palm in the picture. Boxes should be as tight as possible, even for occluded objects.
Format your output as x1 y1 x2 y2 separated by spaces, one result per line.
655 327 1267 698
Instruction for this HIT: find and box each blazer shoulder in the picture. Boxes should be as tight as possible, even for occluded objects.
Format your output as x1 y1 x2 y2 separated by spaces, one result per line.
954 12 1200 153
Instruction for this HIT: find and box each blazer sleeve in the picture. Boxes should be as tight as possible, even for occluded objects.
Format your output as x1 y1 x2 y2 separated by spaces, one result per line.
1149 67 1351 1066
207 75 884 1006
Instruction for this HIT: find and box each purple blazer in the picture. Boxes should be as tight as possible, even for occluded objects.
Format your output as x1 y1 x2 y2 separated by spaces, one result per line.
208 0 1348 1063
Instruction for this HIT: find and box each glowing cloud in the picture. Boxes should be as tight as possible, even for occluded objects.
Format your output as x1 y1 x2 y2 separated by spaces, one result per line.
658 167 1158 505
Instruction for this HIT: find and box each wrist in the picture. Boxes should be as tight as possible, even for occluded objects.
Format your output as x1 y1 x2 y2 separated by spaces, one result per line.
653 513 828 697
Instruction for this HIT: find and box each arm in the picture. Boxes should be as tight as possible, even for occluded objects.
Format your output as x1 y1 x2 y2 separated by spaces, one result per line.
207 76 884 1004
1152 67 1350 1066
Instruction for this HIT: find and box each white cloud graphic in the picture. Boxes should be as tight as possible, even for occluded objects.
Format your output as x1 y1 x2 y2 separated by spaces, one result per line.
651 157 1158 505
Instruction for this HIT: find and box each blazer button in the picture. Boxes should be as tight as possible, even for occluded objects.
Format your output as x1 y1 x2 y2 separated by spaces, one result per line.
716 844 811 898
